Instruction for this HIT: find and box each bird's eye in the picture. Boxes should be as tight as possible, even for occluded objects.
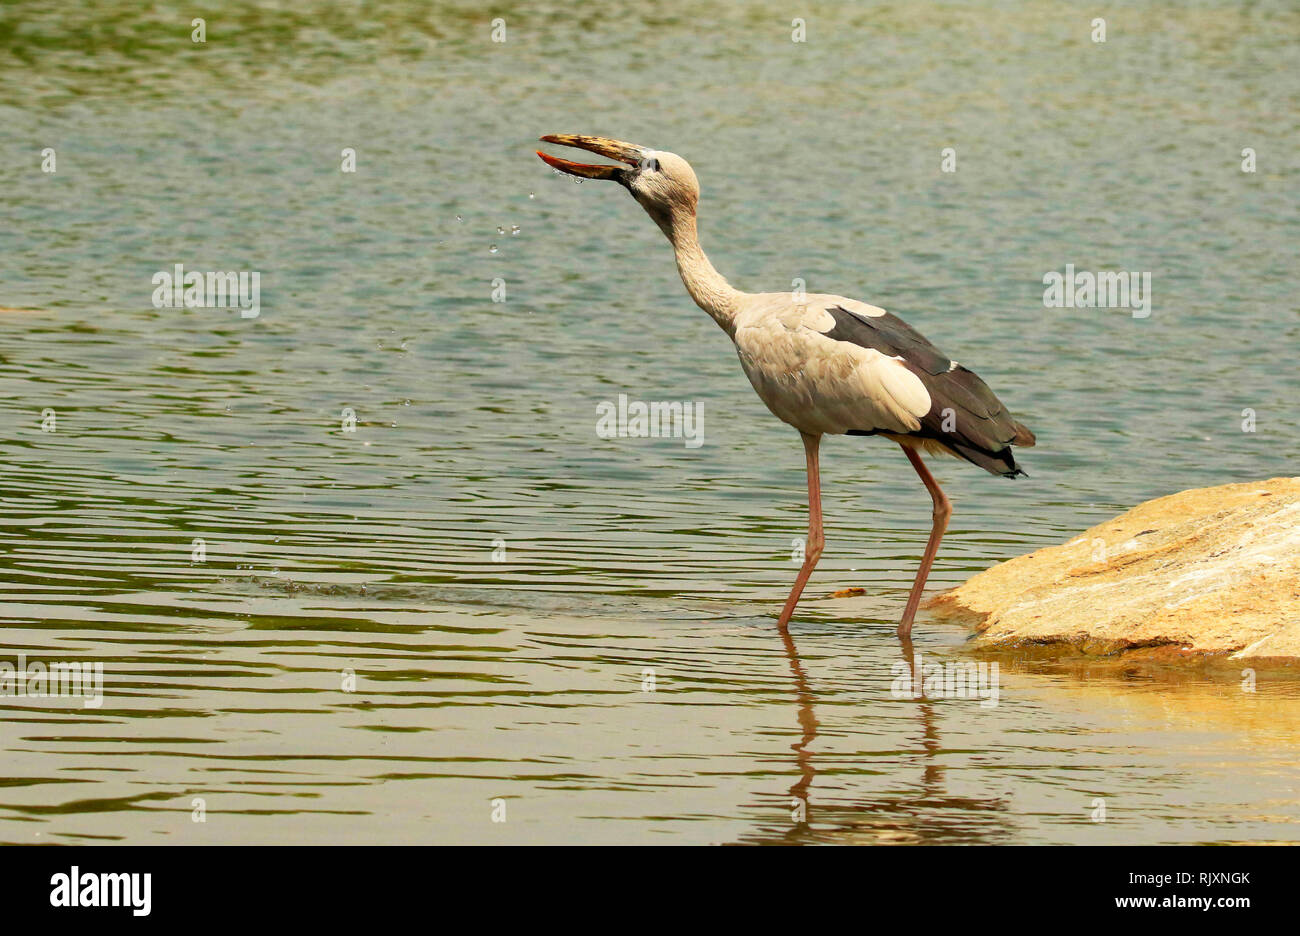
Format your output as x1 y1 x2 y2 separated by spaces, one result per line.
643 158 660 173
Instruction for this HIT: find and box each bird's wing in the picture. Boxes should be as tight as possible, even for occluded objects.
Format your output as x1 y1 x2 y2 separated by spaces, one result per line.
819 303 953 377
814 304 1033 476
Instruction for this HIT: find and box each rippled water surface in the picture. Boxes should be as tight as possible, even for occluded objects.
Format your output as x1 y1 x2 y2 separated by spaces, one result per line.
1 1 1297 844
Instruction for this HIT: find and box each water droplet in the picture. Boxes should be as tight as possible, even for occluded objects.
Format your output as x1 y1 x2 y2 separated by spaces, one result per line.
403 400 411 406
455 214 463 223
528 192 535 199
510 225 520 236
497 226 506 235
574 178 583 184
489 244 498 253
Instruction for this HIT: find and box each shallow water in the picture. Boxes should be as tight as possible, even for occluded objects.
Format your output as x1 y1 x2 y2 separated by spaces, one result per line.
0 1 1297 844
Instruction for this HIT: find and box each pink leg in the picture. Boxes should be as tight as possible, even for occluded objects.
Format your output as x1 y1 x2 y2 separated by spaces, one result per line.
777 432 823 630
897 444 952 640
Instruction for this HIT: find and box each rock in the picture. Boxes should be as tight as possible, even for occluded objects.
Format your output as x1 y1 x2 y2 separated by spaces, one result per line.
927 477 1300 659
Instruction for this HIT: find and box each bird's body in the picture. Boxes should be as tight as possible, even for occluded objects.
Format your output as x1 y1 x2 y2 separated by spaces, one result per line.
736 294 930 438
732 293 1033 477
538 134 1034 637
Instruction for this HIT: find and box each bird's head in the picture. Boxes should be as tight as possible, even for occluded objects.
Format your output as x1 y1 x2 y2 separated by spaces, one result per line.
536 134 699 238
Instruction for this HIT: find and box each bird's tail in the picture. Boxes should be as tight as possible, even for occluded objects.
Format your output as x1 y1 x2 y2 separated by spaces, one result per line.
947 440 1028 479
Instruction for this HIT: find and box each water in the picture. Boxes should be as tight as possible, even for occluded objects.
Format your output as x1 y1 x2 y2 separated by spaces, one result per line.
1 0 1297 845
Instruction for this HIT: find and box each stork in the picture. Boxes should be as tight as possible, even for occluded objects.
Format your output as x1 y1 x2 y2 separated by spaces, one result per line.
537 134 1035 639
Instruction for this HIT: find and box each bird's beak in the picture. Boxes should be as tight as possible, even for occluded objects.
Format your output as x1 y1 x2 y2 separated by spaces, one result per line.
536 134 646 181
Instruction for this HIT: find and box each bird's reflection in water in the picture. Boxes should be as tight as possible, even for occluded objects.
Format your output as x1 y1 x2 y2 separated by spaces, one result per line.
780 623 819 823
737 629 1013 845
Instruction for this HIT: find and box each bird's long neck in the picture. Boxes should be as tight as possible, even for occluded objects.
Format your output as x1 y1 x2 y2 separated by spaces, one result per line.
666 213 742 334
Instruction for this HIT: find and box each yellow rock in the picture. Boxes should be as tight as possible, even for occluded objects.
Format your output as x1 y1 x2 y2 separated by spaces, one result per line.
927 477 1300 659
